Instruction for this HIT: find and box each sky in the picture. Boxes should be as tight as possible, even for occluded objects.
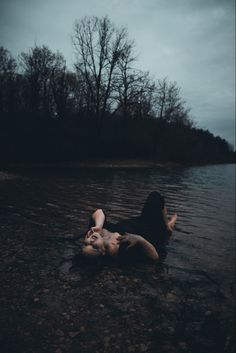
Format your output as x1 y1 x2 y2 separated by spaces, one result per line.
0 0 235 147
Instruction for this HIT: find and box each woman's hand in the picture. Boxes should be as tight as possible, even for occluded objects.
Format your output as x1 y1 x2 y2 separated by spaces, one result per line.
87 226 102 237
118 233 143 250
91 226 102 233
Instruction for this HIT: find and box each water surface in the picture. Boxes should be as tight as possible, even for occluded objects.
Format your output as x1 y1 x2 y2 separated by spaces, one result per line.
0 164 235 296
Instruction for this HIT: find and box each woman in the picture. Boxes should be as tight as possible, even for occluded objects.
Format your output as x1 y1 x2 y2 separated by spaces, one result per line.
82 191 177 263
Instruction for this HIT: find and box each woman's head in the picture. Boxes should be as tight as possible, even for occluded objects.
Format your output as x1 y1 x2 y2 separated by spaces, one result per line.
83 231 106 257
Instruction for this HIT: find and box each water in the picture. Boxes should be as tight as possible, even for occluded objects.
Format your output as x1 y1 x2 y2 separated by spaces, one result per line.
0 164 235 297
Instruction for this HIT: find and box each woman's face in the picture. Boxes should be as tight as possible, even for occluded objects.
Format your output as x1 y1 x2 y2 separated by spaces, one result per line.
83 232 105 256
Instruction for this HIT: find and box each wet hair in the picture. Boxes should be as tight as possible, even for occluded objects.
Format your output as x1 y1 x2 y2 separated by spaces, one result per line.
72 249 102 268
72 240 118 269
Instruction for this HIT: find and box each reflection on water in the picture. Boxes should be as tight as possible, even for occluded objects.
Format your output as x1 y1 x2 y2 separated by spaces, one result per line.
0 164 235 295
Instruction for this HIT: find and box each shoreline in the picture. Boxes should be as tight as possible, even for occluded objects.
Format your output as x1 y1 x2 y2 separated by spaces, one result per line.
1 160 181 172
1 159 234 172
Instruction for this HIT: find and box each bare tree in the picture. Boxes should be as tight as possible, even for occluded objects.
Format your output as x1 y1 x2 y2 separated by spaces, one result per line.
51 54 71 119
114 43 136 119
154 78 192 126
115 65 155 120
0 47 17 115
155 77 168 120
20 45 67 117
113 40 157 121
132 71 155 119
72 16 133 132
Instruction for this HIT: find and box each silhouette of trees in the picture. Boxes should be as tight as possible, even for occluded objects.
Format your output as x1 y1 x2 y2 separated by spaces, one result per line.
72 16 133 133
0 47 17 116
116 67 155 120
20 46 68 118
154 77 192 127
51 58 71 119
72 17 157 123
0 16 234 165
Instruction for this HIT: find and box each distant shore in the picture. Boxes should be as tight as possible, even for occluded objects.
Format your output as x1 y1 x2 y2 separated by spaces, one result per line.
1 159 234 172
1 160 181 172
4 160 179 169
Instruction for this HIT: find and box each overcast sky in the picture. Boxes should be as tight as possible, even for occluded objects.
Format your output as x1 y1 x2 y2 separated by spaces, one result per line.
0 0 235 147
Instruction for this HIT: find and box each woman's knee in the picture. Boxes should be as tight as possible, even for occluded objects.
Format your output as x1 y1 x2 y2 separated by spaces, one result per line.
146 191 165 209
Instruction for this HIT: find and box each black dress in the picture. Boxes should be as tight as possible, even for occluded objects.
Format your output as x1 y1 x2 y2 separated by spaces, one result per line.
90 191 170 263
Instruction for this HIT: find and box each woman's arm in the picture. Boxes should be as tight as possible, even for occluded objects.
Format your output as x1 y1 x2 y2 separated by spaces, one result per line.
118 233 159 261
90 209 105 232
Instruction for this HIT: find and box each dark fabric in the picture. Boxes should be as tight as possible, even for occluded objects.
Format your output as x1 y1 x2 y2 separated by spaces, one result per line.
88 191 169 262
107 191 168 247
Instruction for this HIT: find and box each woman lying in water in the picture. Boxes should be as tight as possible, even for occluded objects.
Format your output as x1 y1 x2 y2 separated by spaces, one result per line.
82 191 177 263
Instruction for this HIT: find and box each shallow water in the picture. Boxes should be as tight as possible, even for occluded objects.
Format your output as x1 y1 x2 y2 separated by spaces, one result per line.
0 164 235 297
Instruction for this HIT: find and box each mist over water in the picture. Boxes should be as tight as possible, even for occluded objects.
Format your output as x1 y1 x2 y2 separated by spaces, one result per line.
0 164 235 296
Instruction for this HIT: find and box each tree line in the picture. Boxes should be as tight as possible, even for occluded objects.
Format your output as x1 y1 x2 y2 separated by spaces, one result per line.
0 16 234 164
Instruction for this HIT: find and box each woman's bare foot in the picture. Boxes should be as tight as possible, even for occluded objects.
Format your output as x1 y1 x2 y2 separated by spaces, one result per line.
167 213 177 232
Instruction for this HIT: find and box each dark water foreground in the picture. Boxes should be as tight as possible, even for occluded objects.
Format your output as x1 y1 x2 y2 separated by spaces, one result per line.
0 164 235 353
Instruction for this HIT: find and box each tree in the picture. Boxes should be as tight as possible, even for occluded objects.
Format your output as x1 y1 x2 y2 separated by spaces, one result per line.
20 45 67 118
113 41 136 119
72 16 133 132
110 38 156 121
154 77 168 120
0 47 17 115
131 71 155 119
51 55 71 119
154 77 192 127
